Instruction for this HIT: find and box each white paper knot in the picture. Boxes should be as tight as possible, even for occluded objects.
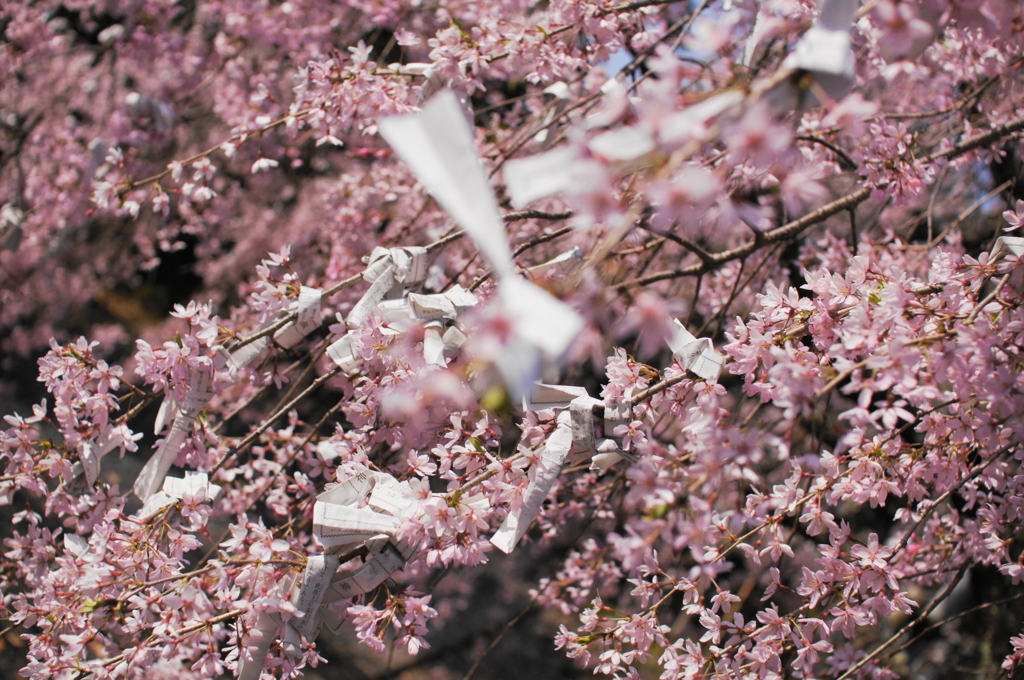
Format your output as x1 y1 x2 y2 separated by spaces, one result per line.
378 91 584 397
775 0 858 106
134 363 218 502
136 471 221 520
347 246 429 329
238 469 423 680
273 286 323 349
491 383 632 553
991 236 1024 265
668 319 725 383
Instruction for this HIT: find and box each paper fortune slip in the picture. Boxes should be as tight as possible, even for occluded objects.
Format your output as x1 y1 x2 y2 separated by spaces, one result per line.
780 0 858 104
70 426 135 487
668 320 725 383
378 91 584 396
347 246 429 329
503 146 577 209
273 286 322 349
378 93 516 280
492 383 631 553
134 363 217 502
239 469 425 679
991 236 1024 264
137 470 221 520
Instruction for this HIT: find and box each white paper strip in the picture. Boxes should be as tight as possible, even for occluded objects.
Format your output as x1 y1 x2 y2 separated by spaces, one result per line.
378 92 516 279
78 442 101 487
497 278 584 396
326 334 361 373
491 413 573 553
503 146 577 209
137 471 221 519
234 565 298 680
368 477 417 516
291 554 340 640
153 394 177 435
991 236 1024 264
659 90 745 146
223 336 271 377
237 613 276 680
523 383 589 411
525 246 583 280
274 287 322 349
133 412 193 502
378 92 584 398
780 0 858 103
668 319 725 383
569 396 600 457
163 470 221 500
591 437 634 471
423 322 446 366
348 265 397 328
587 126 656 165
442 326 467 356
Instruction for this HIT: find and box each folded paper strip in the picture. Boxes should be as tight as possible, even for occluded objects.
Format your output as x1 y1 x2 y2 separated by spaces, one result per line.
237 469 422 680
490 383 635 554
133 289 323 502
991 236 1024 264
331 247 475 368
668 319 725 383
136 470 221 520
378 91 583 397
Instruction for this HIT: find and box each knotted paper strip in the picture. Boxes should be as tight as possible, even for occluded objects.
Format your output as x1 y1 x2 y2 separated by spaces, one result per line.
236 572 300 680
347 246 429 329
239 470 424 678
491 409 573 554
378 91 583 396
70 426 134 487
492 383 628 553
991 236 1024 264
273 286 323 349
136 471 221 520
668 319 725 383
778 0 858 105
314 471 421 628
134 364 216 501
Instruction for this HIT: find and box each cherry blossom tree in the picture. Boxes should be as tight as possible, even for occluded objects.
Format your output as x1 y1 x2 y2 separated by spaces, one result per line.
3 0 1024 679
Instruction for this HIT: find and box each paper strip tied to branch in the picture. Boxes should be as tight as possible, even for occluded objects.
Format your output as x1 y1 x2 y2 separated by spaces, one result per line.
133 363 217 501
274 286 323 349
133 289 326 501
238 469 423 680
775 0 858 107
668 319 725 383
137 471 221 520
378 91 583 397
491 383 634 554
375 285 478 366
991 236 1024 265
70 425 138 488
347 247 429 329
